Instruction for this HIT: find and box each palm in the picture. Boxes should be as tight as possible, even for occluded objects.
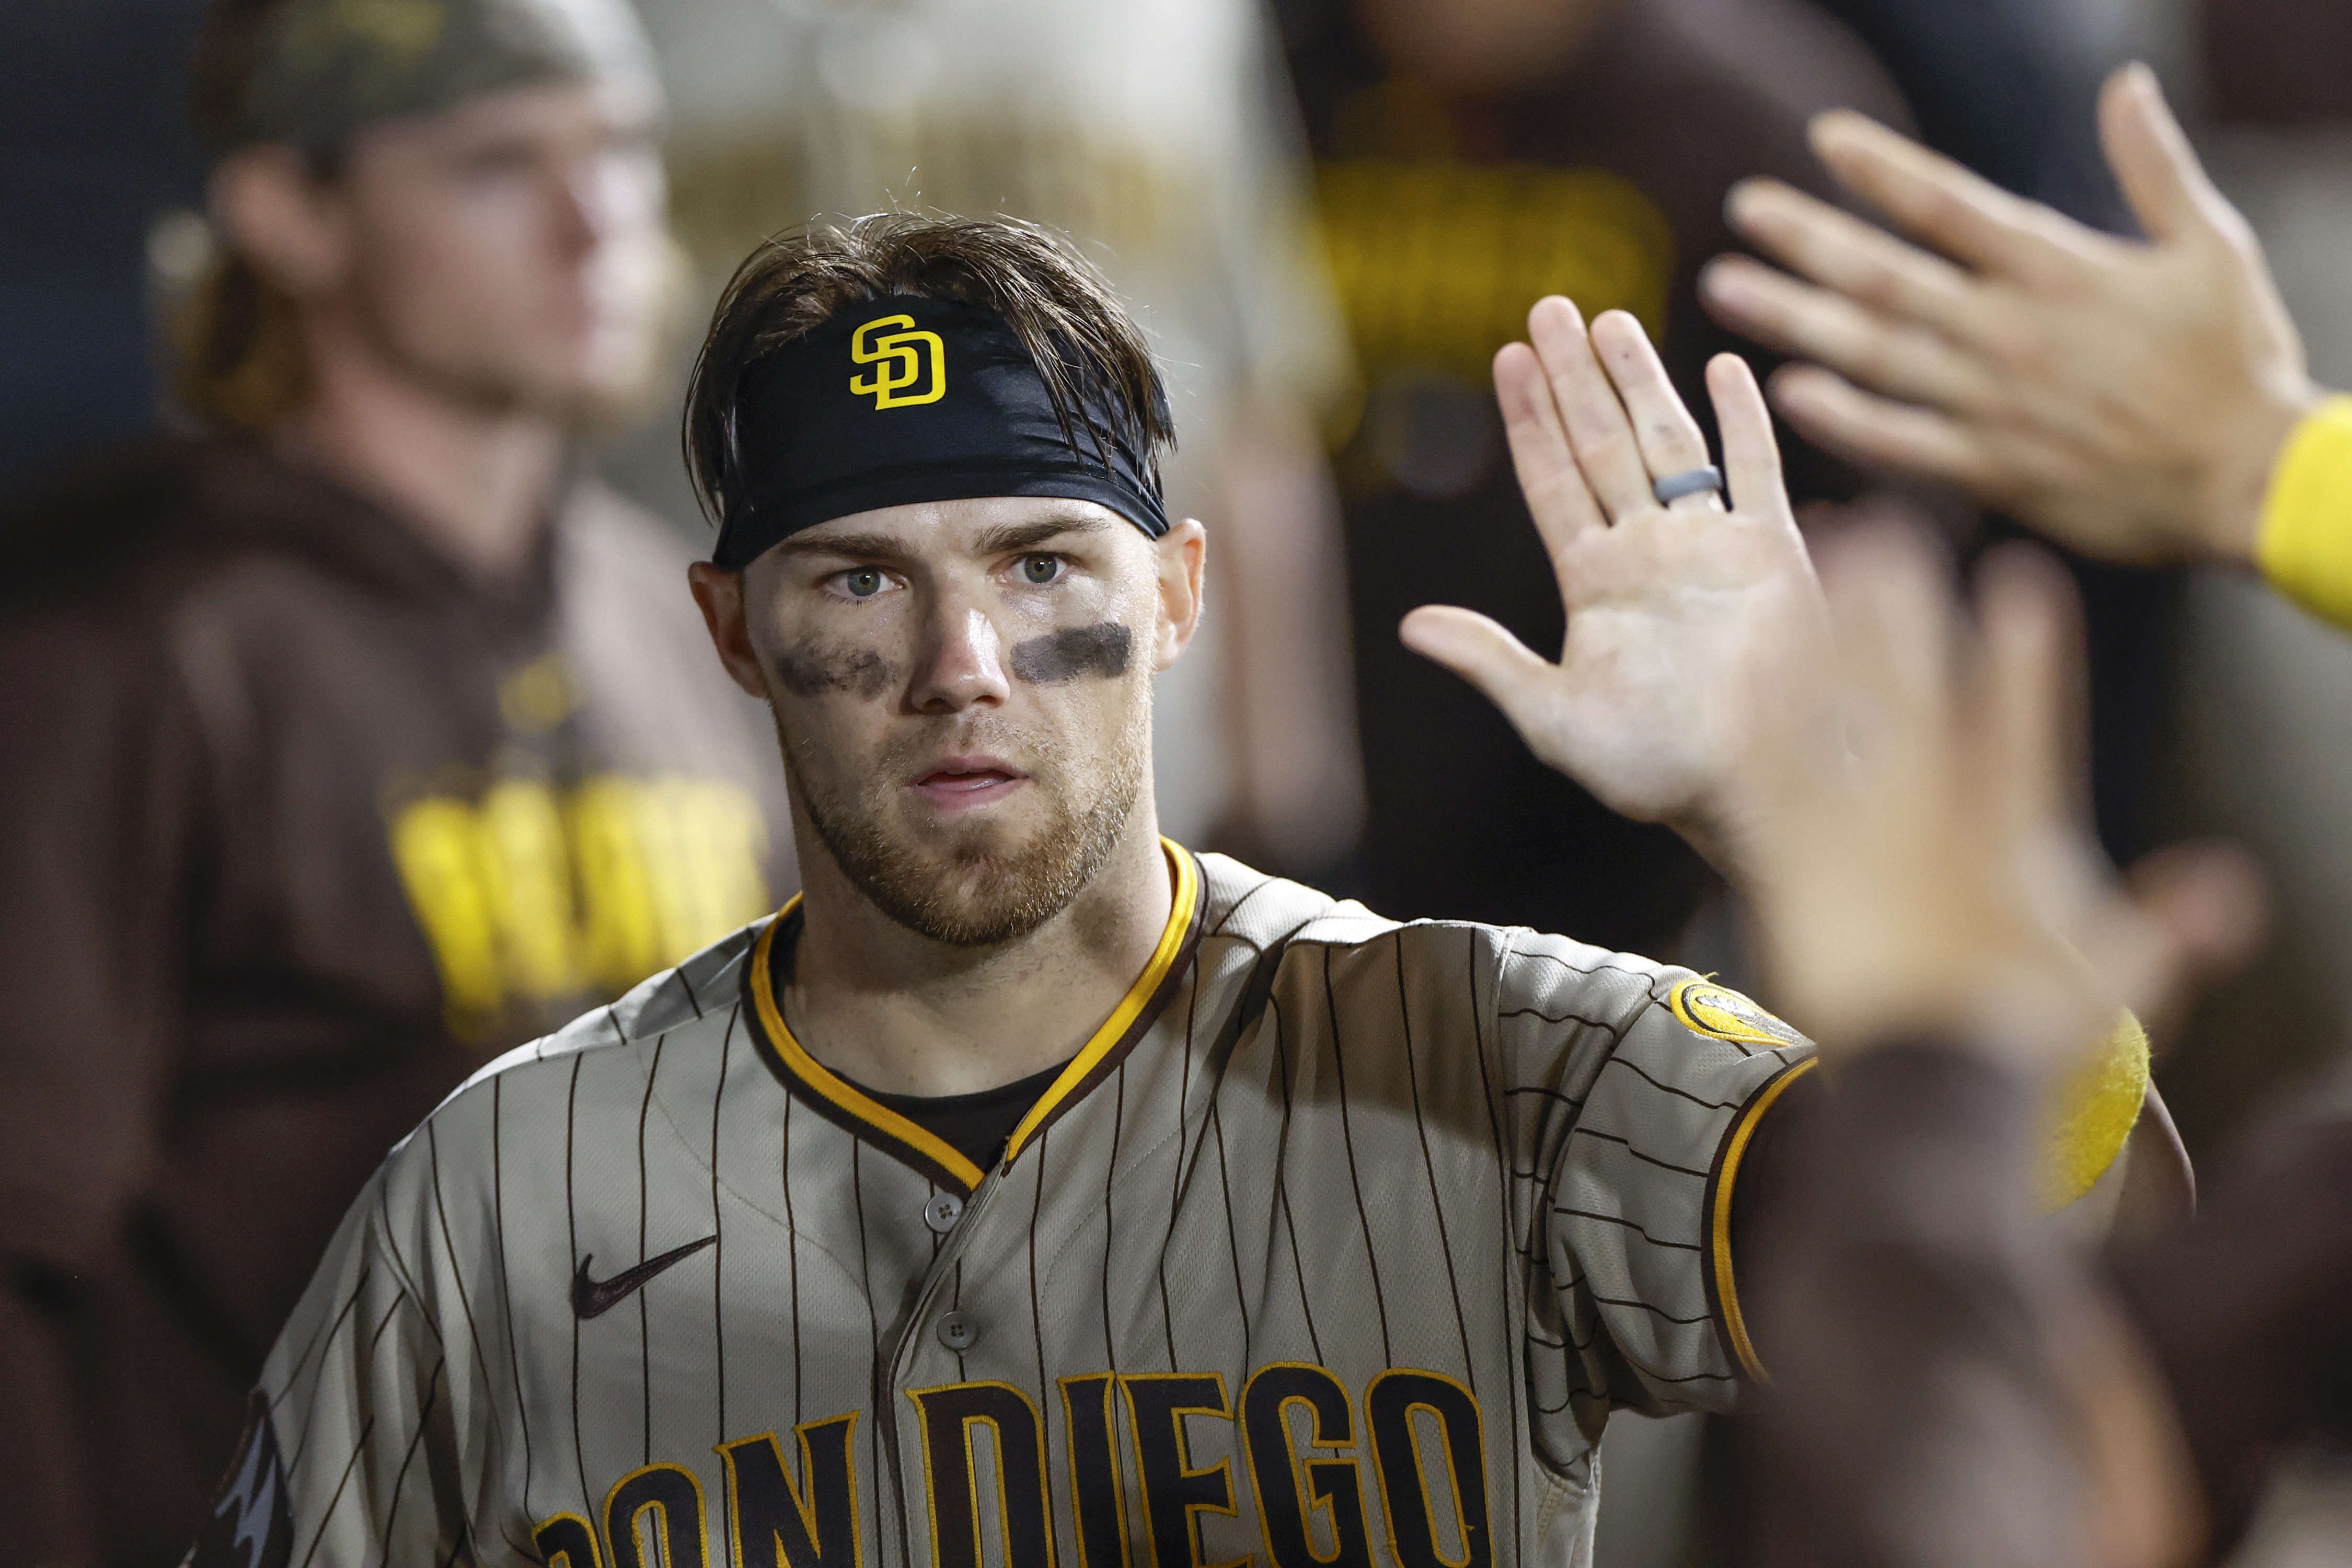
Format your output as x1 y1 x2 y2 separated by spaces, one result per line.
1402 299 1817 840
1542 506 1815 817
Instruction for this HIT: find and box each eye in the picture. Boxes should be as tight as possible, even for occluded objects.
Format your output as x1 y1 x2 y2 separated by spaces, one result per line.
452 141 538 181
838 568 888 598
1019 555 1064 585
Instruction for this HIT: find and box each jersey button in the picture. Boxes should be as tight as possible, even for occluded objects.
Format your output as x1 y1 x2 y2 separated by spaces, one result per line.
936 1311 978 1352
923 1194 964 1233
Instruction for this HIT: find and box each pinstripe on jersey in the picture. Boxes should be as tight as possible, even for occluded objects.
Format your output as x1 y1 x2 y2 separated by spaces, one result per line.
197 844 1811 1568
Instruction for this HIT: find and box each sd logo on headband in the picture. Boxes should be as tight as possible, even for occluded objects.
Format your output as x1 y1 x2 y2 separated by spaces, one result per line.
849 314 947 409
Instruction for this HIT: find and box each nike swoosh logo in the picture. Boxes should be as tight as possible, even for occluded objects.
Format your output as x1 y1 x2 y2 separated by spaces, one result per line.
572 1234 718 1320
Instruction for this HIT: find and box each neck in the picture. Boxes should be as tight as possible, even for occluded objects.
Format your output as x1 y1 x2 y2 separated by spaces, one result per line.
280 318 566 584
783 809 1178 1098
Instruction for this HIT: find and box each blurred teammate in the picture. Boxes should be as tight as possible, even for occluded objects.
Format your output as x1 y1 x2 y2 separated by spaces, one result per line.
1720 526 2224 1568
1717 522 2352 1566
0 0 787 1560
1697 75 2352 1554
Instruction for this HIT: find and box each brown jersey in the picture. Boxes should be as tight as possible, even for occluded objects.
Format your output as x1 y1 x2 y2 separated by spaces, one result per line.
0 437 789 1566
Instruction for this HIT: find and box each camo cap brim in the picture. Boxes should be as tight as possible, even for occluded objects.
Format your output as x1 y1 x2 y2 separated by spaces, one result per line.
195 0 660 162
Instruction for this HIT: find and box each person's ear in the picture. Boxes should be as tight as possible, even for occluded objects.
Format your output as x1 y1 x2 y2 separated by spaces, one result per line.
688 561 771 700
1152 518 1208 671
211 145 350 298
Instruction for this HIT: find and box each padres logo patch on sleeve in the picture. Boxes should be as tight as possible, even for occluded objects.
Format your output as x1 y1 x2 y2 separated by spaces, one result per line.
1667 979 1807 1050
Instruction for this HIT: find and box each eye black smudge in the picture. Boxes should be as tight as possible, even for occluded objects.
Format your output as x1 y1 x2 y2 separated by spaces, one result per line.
1009 622 1134 684
773 641 899 699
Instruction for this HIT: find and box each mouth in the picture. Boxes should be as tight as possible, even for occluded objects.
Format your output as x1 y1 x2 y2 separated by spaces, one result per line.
909 755 1029 812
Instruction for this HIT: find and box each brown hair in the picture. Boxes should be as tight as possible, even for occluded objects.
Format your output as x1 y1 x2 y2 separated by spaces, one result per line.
175 0 315 434
683 212 1174 527
171 249 313 434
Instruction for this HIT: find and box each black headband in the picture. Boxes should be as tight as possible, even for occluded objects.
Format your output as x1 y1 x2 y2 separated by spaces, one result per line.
711 296 1168 570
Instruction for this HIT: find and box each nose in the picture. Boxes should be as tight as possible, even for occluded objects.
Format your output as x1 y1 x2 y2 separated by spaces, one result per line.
911 601 1011 714
552 158 605 260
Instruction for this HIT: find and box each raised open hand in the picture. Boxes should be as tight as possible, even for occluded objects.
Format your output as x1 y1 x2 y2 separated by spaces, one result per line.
1701 65 2320 566
1400 298 1819 856
1731 524 2257 1068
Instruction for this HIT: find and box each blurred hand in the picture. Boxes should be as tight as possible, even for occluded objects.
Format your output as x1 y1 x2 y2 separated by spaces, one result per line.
1401 298 1820 860
1700 64 2322 566
1732 522 2251 1068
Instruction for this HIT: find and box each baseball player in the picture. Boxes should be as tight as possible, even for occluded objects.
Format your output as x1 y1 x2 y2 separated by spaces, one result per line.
187 214 2137 1568
0 0 787 1559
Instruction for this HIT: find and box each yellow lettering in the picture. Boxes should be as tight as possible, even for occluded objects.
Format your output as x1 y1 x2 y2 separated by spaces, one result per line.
390 774 770 1036
388 796 504 1029
1316 163 1672 388
480 778 583 1001
849 315 948 409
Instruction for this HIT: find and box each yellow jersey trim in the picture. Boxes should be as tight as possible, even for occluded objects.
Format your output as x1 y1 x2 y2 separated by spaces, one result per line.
2255 394 2352 629
744 839 1201 1194
1709 1056 1819 1384
1004 843 1201 1165
748 906 990 1193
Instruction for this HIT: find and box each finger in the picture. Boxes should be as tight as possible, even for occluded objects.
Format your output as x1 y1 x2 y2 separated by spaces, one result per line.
2091 840 2268 1026
1587 310 1718 511
1705 353 1794 524
1726 603 1845 861
2100 63 2244 247
1975 541 2085 842
1722 179 1982 338
1767 364 2000 494
1526 296 1659 523
1812 520 1955 729
1811 110 2104 290
1494 341 1609 561
2124 840 2269 984
1398 605 1558 733
1701 255 2006 413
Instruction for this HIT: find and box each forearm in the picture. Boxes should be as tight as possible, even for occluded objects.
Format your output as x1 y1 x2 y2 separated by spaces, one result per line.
2 1257 99 1564
1730 1040 2092 1568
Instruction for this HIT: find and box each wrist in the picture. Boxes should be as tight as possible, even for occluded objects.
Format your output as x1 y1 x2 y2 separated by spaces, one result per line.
1778 952 2114 1081
1667 808 1739 879
2208 375 2326 564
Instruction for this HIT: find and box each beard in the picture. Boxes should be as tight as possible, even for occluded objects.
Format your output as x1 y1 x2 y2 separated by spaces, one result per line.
779 690 1150 949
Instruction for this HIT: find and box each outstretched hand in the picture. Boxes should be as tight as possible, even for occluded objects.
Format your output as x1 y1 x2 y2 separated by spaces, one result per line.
1732 522 2257 1065
1401 298 1819 861
1701 63 2320 566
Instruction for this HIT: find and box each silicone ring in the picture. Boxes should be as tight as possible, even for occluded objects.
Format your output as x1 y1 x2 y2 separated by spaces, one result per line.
1652 465 1724 504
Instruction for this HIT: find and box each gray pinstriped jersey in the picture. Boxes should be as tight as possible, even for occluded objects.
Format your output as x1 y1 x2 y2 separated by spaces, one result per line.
191 846 1812 1568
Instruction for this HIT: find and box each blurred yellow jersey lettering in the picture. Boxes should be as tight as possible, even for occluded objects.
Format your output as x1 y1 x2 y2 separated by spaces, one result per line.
389 775 770 1039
